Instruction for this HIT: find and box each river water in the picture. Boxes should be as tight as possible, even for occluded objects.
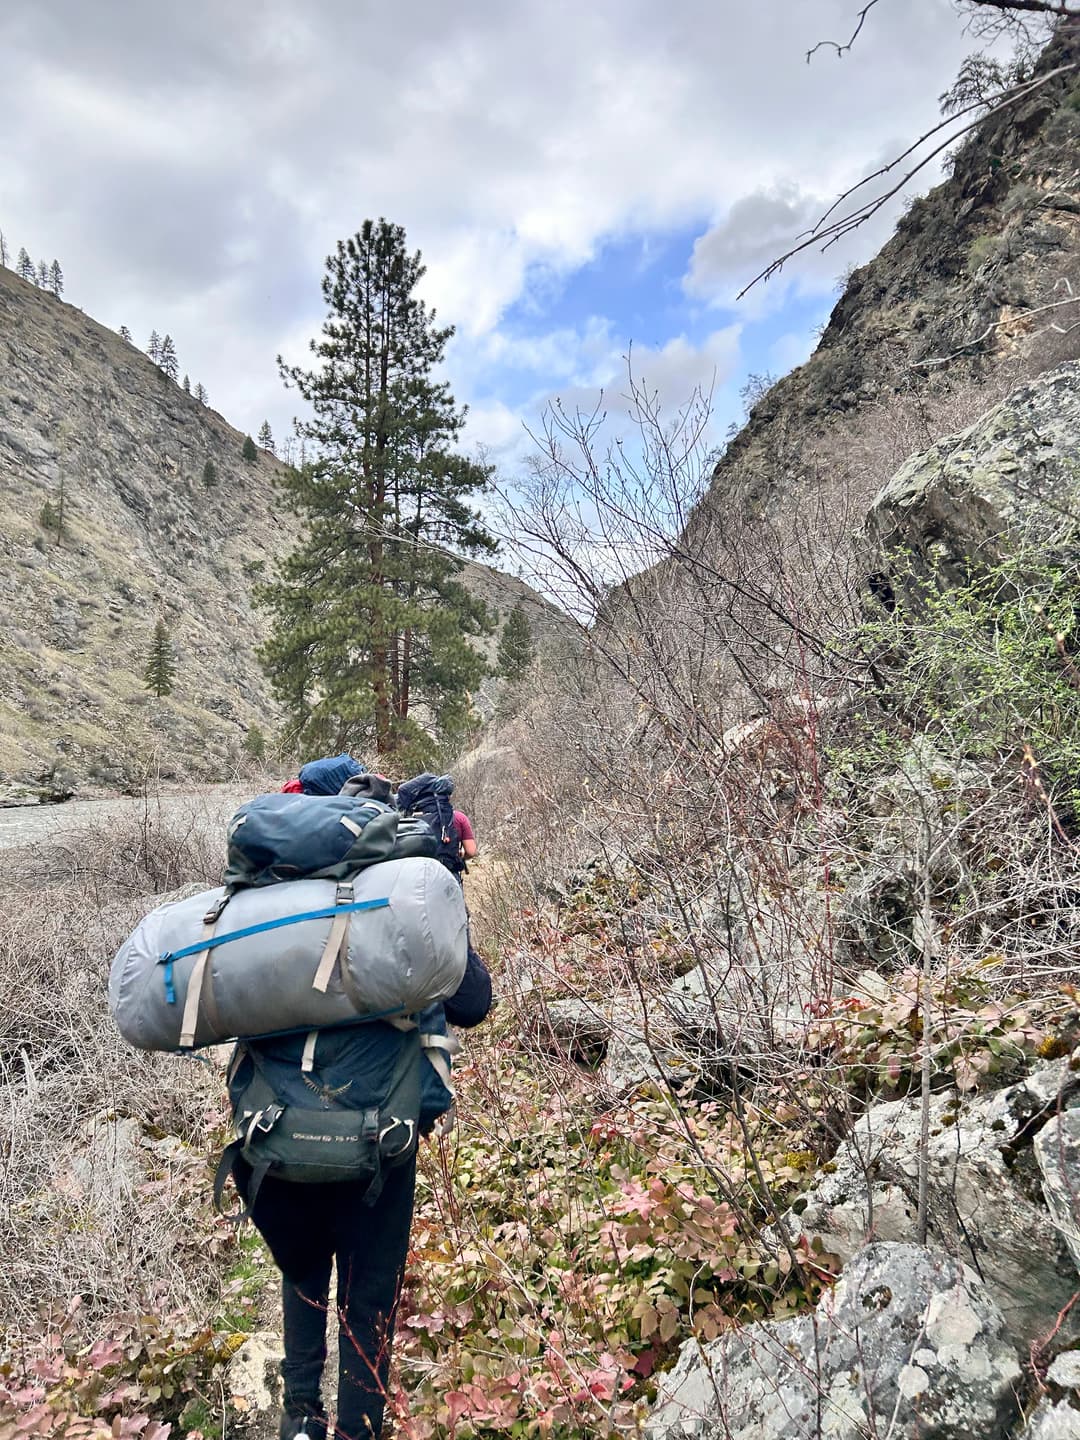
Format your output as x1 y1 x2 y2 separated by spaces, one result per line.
0 786 251 851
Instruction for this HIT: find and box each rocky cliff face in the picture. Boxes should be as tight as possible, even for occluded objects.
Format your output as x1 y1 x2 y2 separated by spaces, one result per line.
0 267 562 798
706 32 1080 520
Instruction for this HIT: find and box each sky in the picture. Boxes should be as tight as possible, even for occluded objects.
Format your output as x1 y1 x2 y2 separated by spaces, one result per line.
0 0 1010 470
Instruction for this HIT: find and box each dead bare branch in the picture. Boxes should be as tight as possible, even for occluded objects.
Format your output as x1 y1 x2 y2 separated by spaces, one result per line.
738 62 1079 299
805 0 882 62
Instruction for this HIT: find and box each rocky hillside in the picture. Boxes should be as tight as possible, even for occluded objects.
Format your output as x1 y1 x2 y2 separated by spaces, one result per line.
0 267 292 796
0 268 564 798
706 29 1080 519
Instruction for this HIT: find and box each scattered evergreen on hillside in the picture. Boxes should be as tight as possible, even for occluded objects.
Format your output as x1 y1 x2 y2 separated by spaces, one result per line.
143 620 176 698
258 218 497 760
158 334 179 382
147 331 161 363
182 374 191 394
496 601 535 682
2 239 64 295
257 421 275 454
242 434 258 462
202 459 218 487
119 324 132 343
243 724 267 762
194 382 209 405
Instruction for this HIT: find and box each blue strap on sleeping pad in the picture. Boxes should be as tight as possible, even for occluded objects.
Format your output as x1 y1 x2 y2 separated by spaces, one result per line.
158 897 391 1003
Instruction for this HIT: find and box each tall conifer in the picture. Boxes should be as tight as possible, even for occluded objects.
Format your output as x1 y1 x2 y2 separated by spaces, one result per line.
144 620 176 698
258 219 496 759
496 602 535 682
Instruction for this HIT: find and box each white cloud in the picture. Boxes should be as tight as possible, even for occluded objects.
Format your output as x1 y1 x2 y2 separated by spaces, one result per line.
0 0 1011 441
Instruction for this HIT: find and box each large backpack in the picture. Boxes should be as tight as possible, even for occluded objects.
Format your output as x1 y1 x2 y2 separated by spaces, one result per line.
396 773 462 874
224 791 435 890
213 1011 456 1218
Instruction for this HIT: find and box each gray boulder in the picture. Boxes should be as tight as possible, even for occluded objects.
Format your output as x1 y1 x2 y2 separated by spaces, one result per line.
1047 1352 1080 1391
785 1061 1080 1344
1021 1401 1080 1439
1035 1109 1080 1280
646 1242 1020 1440
868 361 1080 593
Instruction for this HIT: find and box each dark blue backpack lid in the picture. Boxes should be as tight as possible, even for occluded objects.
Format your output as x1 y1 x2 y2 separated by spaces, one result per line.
396 772 454 810
299 753 366 795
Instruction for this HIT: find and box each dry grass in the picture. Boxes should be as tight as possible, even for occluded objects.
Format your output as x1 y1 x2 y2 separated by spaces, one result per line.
0 795 236 1331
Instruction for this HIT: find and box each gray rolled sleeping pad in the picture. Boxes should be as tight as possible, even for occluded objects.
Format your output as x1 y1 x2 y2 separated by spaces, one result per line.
109 856 468 1052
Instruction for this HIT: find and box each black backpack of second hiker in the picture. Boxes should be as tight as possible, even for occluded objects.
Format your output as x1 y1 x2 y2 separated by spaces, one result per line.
396 773 462 874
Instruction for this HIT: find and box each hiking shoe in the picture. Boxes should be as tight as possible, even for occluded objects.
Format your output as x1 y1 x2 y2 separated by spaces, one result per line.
279 1406 328 1440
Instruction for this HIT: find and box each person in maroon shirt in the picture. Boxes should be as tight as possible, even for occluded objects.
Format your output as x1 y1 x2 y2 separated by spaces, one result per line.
453 808 477 867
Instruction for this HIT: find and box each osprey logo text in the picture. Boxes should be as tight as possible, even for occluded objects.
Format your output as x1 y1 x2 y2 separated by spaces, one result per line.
293 1131 361 1143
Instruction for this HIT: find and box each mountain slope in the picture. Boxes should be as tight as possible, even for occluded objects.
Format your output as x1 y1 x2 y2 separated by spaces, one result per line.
0 266 291 795
0 269 565 796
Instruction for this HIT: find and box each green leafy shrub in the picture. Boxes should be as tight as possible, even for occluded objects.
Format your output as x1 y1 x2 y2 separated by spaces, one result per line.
803 965 1074 1096
0 1309 246 1437
838 550 1080 823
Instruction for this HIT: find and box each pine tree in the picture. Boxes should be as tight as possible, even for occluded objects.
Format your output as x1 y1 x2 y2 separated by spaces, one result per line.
39 480 67 546
159 334 178 381
258 219 496 759
16 248 33 282
49 260 63 297
182 374 191 394
147 330 161 363
0 233 8 267
194 382 208 405
36 259 48 288
143 619 176 698
202 459 218 487
242 434 258 462
243 724 267 762
257 420 275 454
496 601 535 683
119 325 132 343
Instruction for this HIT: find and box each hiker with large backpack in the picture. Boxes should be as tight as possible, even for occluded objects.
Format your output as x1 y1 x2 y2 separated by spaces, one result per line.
109 776 493 1438
232 947 491 1439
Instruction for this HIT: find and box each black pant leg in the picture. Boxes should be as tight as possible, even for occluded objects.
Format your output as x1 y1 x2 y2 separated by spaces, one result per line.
243 1167 336 1414
332 1157 417 1439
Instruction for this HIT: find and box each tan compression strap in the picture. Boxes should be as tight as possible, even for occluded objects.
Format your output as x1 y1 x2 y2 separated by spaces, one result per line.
301 1030 318 1073
421 1033 455 1090
312 882 353 993
179 917 219 1049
